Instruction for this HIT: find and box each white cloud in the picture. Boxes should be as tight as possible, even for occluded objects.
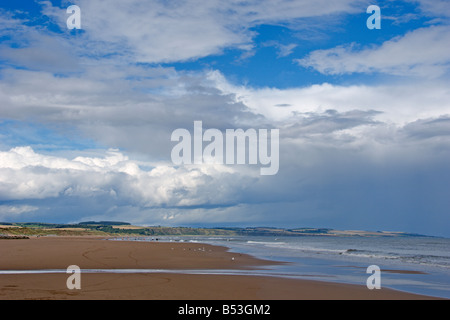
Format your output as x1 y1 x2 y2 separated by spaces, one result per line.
207 70 450 126
409 0 450 19
0 146 255 208
0 205 38 220
263 41 298 58
38 0 361 63
296 25 450 78
276 43 298 58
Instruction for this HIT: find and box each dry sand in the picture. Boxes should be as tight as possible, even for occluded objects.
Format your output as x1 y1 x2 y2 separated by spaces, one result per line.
0 237 439 300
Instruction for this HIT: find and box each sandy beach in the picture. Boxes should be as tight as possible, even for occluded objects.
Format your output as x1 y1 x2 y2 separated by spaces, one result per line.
0 237 439 300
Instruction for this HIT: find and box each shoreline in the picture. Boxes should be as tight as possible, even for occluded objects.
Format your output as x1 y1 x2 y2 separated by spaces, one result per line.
0 236 442 300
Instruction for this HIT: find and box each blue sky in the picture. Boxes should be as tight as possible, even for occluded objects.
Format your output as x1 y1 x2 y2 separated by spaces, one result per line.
0 0 449 237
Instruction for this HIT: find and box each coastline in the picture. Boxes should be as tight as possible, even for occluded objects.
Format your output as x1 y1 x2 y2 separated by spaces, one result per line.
0 236 441 300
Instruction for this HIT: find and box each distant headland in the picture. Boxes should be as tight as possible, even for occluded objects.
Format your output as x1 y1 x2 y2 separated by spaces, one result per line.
0 221 430 238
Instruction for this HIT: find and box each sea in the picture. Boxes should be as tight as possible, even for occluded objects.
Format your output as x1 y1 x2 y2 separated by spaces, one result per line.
146 234 450 299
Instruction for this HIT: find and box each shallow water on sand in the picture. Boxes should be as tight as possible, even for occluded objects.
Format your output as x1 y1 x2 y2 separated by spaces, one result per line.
146 235 450 299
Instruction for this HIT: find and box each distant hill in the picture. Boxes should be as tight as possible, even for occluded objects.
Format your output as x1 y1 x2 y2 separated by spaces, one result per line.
0 222 430 238
78 221 131 226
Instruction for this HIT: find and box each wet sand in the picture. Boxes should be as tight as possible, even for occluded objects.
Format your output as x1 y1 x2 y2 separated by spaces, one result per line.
0 237 438 300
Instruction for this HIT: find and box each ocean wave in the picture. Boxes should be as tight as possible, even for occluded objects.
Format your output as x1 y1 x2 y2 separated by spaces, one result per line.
244 242 450 268
339 249 450 268
340 249 399 260
246 240 287 245
245 241 345 254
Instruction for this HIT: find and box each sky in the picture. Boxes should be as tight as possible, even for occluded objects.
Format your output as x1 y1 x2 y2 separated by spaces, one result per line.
0 0 449 237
